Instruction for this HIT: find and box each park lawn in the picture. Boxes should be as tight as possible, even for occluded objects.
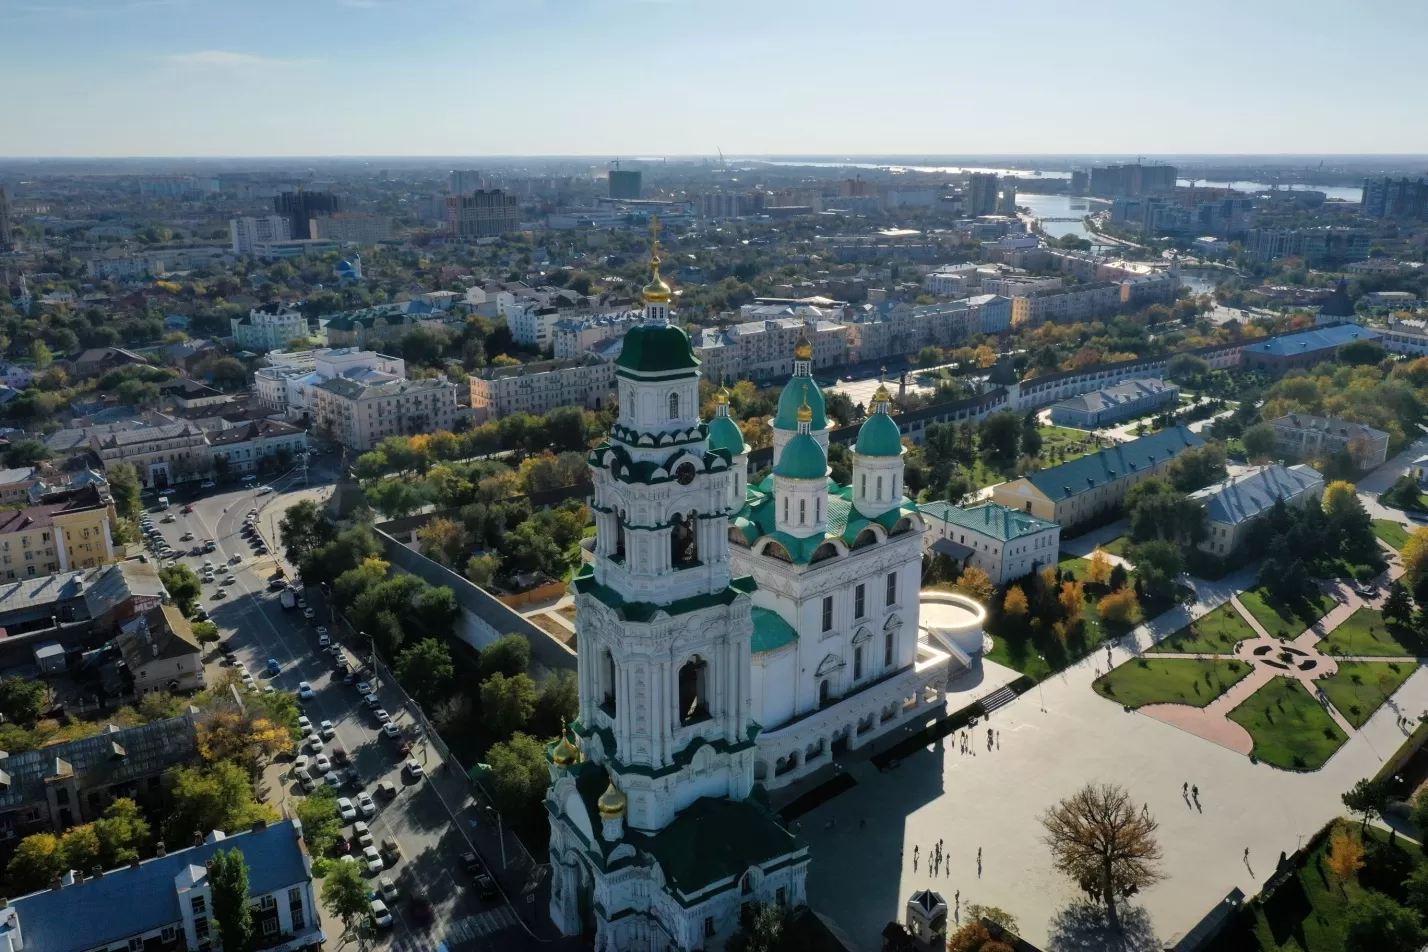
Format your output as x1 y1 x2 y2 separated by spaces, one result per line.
1225 821 1426 952
1317 660 1417 729
1098 535 1131 557
1057 554 1093 579
1227 677 1348 771
1036 425 1099 466
1092 657 1251 709
1372 518 1410 552
986 635 1055 683
1316 608 1422 657
1237 586 1333 640
1149 602 1257 654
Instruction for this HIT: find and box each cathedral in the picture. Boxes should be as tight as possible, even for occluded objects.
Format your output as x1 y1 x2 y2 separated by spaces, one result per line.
545 230 958 951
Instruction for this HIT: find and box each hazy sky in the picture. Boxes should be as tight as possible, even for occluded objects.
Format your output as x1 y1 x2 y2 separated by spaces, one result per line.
3 0 1425 158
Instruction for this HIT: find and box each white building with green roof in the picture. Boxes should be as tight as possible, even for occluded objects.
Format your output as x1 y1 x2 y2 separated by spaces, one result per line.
545 235 810 951
919 501 1060 585
730 376 957 791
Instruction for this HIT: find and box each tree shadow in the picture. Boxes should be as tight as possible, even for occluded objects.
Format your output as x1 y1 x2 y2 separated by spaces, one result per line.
1045 900 1160 952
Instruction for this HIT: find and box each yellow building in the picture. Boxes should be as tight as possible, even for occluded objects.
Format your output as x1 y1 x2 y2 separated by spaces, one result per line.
0 485 115 581
992 426 1203 529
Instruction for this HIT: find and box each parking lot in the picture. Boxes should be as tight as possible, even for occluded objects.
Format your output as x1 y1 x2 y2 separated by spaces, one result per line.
139 473 529 951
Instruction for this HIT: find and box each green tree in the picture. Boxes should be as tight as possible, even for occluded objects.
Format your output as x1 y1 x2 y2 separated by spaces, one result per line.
533 669 579 738
209 847 253 952
978 411 1021 463
1344 891 1425 952
7 833 61 891
30 339 52 370
1124 477 1207 545
0 677 51 725
320 859 370 938
726 902 796 952
3 439 51 468
1126 540 1183 603
1382 582 1412 626
1166 443 1228 493
481 633 531 679
59 824 100 872
278 499 336 567
502 520 568 577
93 798 150 866
484 732 548 823
159 563 203 616
192 620 221 647
365 479 423 518
295 787 343 855
163 761 276 846
479 672 537 741
1242 422 1279 459
107 461 142 519
395 638 455 708
1343 778 1392 832
411 586 459 636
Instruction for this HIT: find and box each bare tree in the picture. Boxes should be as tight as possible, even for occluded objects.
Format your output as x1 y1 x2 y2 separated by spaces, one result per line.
1040 783 1163 931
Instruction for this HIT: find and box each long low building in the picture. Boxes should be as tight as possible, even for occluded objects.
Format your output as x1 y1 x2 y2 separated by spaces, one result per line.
1241 323 1381 372
919 501 1061 584
1049 378 1179 429
992 426 1205 528
1192 463 1324 556
469 353 615 421
1267 412 1389 471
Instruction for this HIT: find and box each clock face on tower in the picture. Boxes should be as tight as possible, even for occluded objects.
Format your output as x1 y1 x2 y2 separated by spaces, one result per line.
675 462 696 485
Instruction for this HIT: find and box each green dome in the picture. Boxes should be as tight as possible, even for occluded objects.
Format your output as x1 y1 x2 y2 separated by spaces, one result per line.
707 414 745 455
855 412 904 456
774 432 828 480
773 378 827 431
616 324 699 374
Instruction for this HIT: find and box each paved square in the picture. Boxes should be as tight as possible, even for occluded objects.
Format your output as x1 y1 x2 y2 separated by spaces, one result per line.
800 639 1428 949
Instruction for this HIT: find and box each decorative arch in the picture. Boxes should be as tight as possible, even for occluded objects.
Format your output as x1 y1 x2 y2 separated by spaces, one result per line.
852 626 873 645
816 654 845 677
810 541 839 564
759 539 793 563
851 526 883 550
678 655 710 725
727 526 750 548
668 391 680 420
884 613 903 631
890 516 914 536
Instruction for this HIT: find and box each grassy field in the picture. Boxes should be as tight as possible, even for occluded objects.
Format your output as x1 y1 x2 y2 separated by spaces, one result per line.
1316 608 1422 657
1237 587 1334 640
1099 535 1132 557
1372 518 1411 552
1150 602 1257 654
1092 657 1251 709
1227 677 1348 771
985 636 1057 683
1226 821 1426 951
1318 660 1417 728
1036 425 1100 466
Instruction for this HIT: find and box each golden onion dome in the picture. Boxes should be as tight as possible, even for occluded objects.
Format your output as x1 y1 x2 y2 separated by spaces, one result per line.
872 382 892 405
643 256 672 304
714 386 730 406
597 772 627 820
794 333 813 361
797 390 813 425
551 720 580 768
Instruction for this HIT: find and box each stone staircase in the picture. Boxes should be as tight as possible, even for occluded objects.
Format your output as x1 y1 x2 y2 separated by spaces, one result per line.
980 684 1019 716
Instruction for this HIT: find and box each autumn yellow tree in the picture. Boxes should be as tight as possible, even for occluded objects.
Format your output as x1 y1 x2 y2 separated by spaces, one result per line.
1041 783 1163 932
1087 551 1112 585
1003 585 1029 616
197 711 294 774
1058 580 1086 625
1402 527 1428 586
739 417 773 450
1098 588 1141 625
954 566 996 602
1326 825 1365 893
1323 480 1362 523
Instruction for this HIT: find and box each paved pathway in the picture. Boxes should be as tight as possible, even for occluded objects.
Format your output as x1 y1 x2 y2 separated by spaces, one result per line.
1060 519 1132 568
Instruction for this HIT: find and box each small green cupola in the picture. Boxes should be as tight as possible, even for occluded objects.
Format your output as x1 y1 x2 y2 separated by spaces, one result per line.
854 379 904 457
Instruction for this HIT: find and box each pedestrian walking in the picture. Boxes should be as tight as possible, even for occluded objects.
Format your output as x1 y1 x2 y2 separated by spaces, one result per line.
1183 781 1189 796
1244 847 1250 861
1192 785 1199 801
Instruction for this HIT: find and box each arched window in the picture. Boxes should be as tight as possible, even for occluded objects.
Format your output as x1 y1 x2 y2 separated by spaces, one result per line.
860 473 866 499
851 527 879 550
890 516 914 536
818 679 832 707
678 656 710 725
876 475 883 501
783 496 789 522
671 512 698 567
799 499 806 525
763 541 793 562
892 474 899 498
810 541 838 564
614 511 626 563
741 872 754 895
668 392 680 420
602 649 617 715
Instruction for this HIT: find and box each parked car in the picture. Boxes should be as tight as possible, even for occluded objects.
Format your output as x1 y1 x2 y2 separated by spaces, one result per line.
353 820 373 848
375 781 397 800
303 607 316 621
314 754 332 774
297 682 314 701
380 837 401 862
462 852 484 876
362 845 384 873
337 797 358 821
370 899 393 928
404 759 423 780
292 755 308 776
376 876 397 901
475 873 498 900
356 792 376 817
356 681 372 696
381 721 401 739
364 693 381 709
200 480 216 490
297 716 313 735
267 658 281 676
332 746 348 766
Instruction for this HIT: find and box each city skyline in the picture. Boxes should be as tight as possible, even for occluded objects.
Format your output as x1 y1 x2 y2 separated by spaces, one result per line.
3 0 1426 158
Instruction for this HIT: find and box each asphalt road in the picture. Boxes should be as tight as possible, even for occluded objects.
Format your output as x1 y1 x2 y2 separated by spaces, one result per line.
142 470 525 952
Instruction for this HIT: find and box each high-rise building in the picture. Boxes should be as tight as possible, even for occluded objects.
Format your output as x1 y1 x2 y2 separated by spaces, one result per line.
275 190 340 240
309 213 392 245
1362 177 1428 219
450 169 483 195
0 186 11 250
230 215 291 255
1070 170 1089 195
445 189 520 238
966 173 999 216
996 182 1018 215
1090 163 1178 198
608 169 642 200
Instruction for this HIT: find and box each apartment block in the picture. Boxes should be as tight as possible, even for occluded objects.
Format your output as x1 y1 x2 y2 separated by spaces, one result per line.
470 353 616 421
231 302 309 352
446 189 520 238
313 376 460 451
229 215 290 255
309 212 392 244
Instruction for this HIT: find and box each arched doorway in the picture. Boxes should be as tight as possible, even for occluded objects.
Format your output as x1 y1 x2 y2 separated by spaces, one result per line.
678 656 709 724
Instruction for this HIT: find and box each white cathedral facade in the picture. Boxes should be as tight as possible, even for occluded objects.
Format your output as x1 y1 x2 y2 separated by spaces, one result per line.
545 236 958 951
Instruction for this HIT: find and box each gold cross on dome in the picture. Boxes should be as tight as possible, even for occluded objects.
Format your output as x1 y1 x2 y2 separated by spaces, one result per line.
649 216 662 256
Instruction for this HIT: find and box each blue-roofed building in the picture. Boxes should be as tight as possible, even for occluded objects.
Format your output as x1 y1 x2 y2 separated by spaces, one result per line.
1242 323 1380 372
993 425 1204 528
1191 463 1324 556
4 819 322 952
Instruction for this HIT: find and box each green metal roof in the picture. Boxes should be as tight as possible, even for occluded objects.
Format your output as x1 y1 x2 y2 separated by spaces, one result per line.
706 414 746 456
731 481 918 565
631 796 806 896
751 607 798 653
772 377 827 431
615 323 700 375
572 563 757 621
854 411 903 456
773 432 827 480
1024 425 1204 502
918 501 1058 542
